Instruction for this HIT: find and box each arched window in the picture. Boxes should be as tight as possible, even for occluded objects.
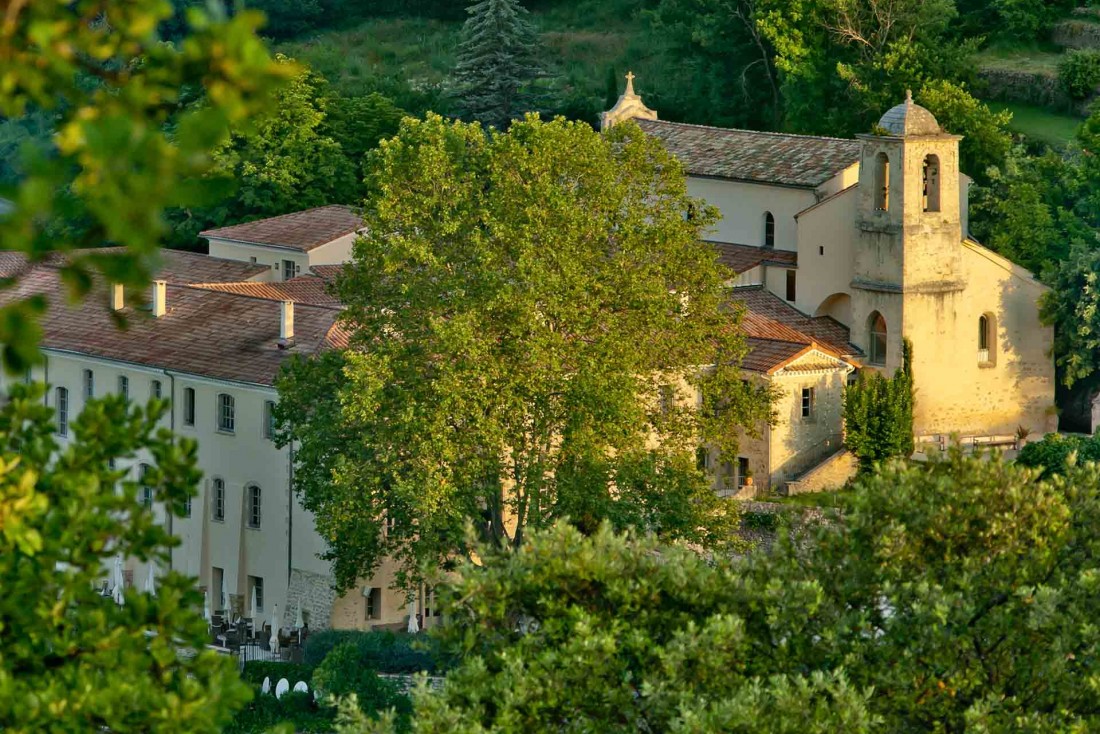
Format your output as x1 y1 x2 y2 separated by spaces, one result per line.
874 153 890 211
247 484 261 529
978 313 996 366
763 211 775 248
868 311 887 365
923 154 941 212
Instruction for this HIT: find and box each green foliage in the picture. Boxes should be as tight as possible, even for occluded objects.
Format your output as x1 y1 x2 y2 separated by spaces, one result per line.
1058 49 1100 101
240 661 317 686
1017 431 1100 477
276 114 774 590
988 0 1072 40
453 0 543 128
303 630 446 673
312 643 411 717
168 56 357 247
842 343 915 471
0 0 287 371
0 383 249 731
223 691 335 734
323 93 408 170
345 452 1100 732
917 80 1012 182
1040 241 1100 388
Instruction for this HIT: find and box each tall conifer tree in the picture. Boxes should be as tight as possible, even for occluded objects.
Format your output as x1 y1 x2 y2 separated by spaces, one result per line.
453 0 541 129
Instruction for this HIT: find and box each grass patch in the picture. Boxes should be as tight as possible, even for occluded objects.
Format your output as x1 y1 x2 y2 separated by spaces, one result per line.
973 47 1064 76
988 101 1083 146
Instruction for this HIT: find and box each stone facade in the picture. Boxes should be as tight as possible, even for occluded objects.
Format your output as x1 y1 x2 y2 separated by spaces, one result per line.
785 449 857 495
284 568 338 631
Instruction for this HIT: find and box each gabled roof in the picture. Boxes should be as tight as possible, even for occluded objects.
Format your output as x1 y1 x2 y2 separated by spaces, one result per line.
0 247 269 284
637 119 861 189
199 206 363 252
193 274 341 308
711 242 797 274
732 285 861 373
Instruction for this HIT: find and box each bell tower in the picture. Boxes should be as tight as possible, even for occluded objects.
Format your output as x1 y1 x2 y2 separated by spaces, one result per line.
849 92 965 374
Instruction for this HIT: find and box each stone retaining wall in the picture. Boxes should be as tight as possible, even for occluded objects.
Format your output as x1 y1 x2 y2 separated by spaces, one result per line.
1054 19 1100 50
978 68 1071 109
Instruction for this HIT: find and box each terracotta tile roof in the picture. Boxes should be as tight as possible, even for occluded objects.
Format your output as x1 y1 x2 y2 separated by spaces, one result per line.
309 264 347 282
637 119 861 188
1 268 341 387
711 242 797 274
0 247 269 284
193 275 341 308
732 286 861 372
199 206 363 252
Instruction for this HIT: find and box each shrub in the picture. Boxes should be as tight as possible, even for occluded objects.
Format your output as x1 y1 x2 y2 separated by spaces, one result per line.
1059 49 1100 101
311 642 411 717
843 341 914 472
223 691 334 734
303 629 447 673
1016 432 1100 477
239 661 315 687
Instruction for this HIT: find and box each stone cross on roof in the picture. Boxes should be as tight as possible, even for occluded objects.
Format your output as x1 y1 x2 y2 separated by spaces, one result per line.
625 71 636 97
600 70 657 131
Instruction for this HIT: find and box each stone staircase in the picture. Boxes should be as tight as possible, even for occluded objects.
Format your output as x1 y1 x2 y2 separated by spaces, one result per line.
784 448 857 496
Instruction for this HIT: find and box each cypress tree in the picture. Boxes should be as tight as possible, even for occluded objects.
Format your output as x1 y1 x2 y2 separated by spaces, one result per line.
453 0 541 129
843 339 915 471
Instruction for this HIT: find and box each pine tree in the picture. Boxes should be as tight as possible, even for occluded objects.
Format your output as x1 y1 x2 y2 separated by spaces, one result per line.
453 0 541 129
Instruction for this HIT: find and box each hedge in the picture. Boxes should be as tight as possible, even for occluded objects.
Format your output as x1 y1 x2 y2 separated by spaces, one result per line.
302 629 449 673
239 661 315 687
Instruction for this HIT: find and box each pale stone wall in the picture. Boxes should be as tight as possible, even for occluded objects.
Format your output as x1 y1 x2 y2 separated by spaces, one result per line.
686 177 815 250
905 243 1054 436
285 568 338 630
794 186 858 322
766 357 850 487
206 232 356 278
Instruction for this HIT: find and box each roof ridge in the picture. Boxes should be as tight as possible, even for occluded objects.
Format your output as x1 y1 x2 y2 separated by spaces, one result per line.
638 118 858 145
177 282 343 311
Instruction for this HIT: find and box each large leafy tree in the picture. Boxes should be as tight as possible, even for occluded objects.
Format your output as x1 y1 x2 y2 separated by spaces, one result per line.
169 57 358 247
0 0 285 370
1041 241 1100 389
276 115 775 590
0 383 249 732
453 0 542 129
345 451 1100 732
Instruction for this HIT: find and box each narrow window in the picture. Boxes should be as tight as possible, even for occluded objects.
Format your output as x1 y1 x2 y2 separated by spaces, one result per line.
140 464 153 508
763 211 775 248
801 387 815 419
869 312 888 366
56 387 69 437
923 154 941 212
118 375 129 400
263 400 276 440
212 477 225 521
737 457 750 488
151 379 162 400
874 152 890 211
282 259 299 281
184 494 192 518
83 369 94 400
978 313 996 365
695 446 711 472
785 270 796 302
247 484 261 528
183 387 195 426
217 393 235 433
657 385 673 416
212 567 225 610
719 461 735 490
365 587 382 620
819 245 824 256
249 576 264 613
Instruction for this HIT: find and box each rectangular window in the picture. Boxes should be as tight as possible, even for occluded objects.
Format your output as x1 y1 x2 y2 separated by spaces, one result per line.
212 566 225 610
719 461 735 491
263 400 276 440
83 369 94 400
217 393 235 433
801 387 815 420
249 576 264 613
140 464 153 507
365 587 382 620
282 259 299 281
737 457 750 488
785 270 796 302
183 387 195 426
118 375 129 400
212 478 225 522
248 485 261 528
151 379 162 400
819 245 824 256
56 387 69 437
184 495 192 517
695 446 710 471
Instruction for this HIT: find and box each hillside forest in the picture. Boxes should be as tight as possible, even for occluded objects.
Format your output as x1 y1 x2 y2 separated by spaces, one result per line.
4 0 1100 419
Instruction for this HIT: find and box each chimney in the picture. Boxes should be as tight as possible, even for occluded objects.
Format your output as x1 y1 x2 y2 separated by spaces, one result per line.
110 284 125 311
279 300 294 345
152 280 167 318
